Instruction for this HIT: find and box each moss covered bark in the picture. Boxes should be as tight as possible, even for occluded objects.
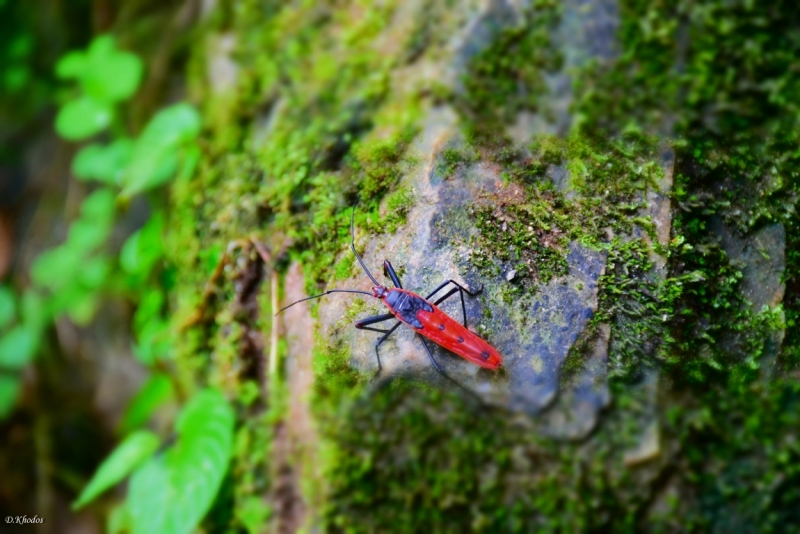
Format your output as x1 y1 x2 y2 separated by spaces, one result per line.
169 1 800 531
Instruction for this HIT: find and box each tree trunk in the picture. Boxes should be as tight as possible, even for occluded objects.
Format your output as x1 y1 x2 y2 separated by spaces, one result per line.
177 1 800 531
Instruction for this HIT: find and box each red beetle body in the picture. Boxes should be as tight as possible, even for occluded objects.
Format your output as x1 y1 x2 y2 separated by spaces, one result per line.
277 204 502 385
373 286 502 370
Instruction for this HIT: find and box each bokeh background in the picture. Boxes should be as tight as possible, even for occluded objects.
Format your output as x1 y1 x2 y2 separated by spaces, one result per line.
1 1 799 533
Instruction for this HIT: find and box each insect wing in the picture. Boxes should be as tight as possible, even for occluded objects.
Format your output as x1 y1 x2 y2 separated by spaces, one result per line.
414 305 502 370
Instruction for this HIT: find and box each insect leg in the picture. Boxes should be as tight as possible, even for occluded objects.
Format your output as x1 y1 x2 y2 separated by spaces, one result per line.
416 333 444 373
430 286 469 327
425 279 483 300
383 260 403 289
373 321 403 375
432 287 459 306
427 280 483 328
416 334 482 401
355 313 397 334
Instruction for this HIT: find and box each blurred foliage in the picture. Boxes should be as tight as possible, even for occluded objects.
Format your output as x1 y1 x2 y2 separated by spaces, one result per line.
0 31 233 534
0 0 93 166
73 430 161 511
126 389 234 534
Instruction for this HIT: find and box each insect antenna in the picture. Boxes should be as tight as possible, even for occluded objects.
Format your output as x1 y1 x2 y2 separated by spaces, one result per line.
350 204 381 287
276 289 373 315
275 204 380 316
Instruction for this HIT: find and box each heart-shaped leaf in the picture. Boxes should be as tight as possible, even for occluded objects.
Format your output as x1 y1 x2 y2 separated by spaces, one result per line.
80 35 143 104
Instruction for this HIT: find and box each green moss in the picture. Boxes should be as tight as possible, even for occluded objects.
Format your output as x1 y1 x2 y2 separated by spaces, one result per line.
355 131 417 207
167 0 800 530
313 338 366 403
470 196 570 291
460 0 562 124
335 297 368 331
334 253 355 282
434 146 478 179
322 384 641 532
462 131 666 304
664 380 800 532
560 322 600 385
382 186 415 233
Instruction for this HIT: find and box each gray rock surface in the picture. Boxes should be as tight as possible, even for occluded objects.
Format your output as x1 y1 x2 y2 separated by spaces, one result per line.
317 111 608 422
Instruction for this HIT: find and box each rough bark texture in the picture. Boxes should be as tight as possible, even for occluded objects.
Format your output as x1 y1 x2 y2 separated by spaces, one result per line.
172 1 799 531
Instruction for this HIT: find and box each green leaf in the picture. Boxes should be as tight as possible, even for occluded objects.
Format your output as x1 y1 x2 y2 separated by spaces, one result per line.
0 286 15 329
0 325 38 370
81 188 117 224
5 66 30 92
72 139 133 185
120 104 201 197
132 318 172 366
20 291 48 332
141 103 202 146
56 50 87 79
133 289 165 333
119 374 174 434
128 389 234 534
119 232 143 274
66 290 101 326
72 430 161 510
31 247 82 291
80 35 143 104
131 288 171 366
55 96 113 140
67 220 112 253
120 214 164 276
0 373 21 420
78 256 111 289
176 144 201 184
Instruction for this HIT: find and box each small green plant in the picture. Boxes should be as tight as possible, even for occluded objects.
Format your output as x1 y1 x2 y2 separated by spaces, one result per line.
55 35 143 140
73 389 235 534
0 34 232 534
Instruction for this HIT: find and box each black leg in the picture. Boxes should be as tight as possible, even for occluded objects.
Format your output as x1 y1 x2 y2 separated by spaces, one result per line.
355 313 397 334
425 279 482 300
432 287 468 327
383 260 403 289
355 313 401 374
373 322 402 375
427 280 482 328
416 333 443 372
416 334 482 402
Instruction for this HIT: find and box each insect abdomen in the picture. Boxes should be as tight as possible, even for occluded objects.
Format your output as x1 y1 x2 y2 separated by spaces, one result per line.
382 289 502 370
417 310 502 369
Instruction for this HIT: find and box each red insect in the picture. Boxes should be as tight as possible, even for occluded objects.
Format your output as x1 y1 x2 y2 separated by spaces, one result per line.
277 206 503 382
